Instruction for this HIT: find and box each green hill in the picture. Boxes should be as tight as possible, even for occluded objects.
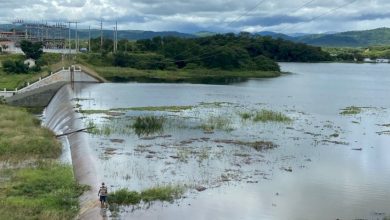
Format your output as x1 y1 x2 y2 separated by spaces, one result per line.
194 31 217 37
296 28 390 47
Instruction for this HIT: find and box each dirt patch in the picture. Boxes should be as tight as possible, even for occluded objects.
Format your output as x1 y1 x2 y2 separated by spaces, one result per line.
377 130 390 135
110 139 125 143
321 140 349 145
304 131 322 137
140 135 172 140
104 147 117 155
106 111 125 117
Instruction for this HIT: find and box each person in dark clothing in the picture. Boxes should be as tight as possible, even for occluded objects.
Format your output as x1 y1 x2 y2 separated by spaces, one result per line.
98 182 108 207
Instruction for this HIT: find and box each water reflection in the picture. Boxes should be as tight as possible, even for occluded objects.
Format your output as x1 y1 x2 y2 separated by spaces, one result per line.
108 75 249 85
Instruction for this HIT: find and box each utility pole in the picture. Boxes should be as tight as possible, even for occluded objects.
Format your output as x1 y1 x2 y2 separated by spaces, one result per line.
45 21 48 41
100 19 103 52
113 22 118 53
75 21 79 53
68 22 71 55
88 25 91 52
113 27 115 53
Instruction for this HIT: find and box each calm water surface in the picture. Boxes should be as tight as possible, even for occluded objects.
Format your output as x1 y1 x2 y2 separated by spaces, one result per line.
73 63 390 220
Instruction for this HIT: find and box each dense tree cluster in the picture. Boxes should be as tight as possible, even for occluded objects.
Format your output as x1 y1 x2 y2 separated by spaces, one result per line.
20 40 43 60
89 33 332 71
133 33 331 70
2 41 50 74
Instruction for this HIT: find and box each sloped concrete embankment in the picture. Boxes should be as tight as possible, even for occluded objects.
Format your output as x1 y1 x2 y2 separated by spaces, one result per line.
43 85 102 220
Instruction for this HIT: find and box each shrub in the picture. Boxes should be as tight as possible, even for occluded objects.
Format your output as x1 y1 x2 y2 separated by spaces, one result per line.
36 53 61 66
108 189 141 205
20 40 43 60
2 59 29 74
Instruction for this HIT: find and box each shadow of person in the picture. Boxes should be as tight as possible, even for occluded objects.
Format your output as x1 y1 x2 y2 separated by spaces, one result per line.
100 206 108 220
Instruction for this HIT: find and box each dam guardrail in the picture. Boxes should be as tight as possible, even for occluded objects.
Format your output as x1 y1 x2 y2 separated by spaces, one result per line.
2 65 105 107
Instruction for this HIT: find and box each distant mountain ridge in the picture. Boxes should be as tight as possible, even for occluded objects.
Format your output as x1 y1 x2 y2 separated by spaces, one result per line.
0 24 195 40
1 23 389 47
257 28 390 47
73 29 195 40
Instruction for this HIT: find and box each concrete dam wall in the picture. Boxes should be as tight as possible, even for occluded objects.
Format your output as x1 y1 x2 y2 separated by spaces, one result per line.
43 85 103 220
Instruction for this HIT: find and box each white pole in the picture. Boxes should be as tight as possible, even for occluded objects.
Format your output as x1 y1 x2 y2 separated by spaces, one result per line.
68 22 71 54
75 22 78 53
115 21 118 52
88 25 91 52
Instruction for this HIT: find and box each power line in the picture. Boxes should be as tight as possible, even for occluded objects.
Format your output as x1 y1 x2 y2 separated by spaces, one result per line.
167 0 358 65
277 0 358 33
170 0 268 59
101 0 357 66
293 0 317 14
224 0 267 28
163 0 319 64
238 0 317 33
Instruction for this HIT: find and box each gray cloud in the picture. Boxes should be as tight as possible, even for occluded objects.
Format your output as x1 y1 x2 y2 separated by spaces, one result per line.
0 0 389 33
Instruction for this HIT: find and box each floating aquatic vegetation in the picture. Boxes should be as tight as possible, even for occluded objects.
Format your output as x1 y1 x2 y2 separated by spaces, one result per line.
238 111 253 120
108 185 185 205
253 109 292 123
200 115 233 132
133 116 165 137
214 139 277 151
340 106 362 115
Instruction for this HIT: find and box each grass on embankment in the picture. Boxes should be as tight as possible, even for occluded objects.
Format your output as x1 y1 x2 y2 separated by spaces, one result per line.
0 162 87 220
0 104 86 219
0 104 62 160
79 64 281 83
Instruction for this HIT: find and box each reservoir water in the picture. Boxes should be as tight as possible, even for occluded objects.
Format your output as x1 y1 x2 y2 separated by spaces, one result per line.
71 63 390 220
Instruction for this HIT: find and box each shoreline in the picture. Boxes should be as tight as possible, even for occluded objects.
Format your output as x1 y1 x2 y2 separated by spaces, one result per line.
78 63 282 84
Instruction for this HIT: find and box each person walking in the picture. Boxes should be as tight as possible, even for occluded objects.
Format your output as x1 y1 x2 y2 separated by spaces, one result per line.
98 182 108 207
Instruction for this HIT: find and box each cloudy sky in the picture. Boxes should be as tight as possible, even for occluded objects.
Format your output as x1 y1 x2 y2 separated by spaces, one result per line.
1 0 390 34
